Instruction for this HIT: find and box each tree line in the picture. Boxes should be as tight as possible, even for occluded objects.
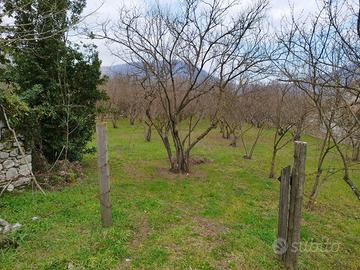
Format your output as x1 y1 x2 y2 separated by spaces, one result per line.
1 0 360 207
97 0 360 208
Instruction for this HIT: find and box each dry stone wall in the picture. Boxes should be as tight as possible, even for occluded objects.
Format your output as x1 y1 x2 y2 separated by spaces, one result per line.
0 123 32 191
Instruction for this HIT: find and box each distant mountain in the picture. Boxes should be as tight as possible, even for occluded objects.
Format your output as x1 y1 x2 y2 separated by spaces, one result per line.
100 64 138 77
101 61 211 81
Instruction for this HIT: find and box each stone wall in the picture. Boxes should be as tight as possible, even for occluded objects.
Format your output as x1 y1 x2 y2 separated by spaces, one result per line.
0 122 32 191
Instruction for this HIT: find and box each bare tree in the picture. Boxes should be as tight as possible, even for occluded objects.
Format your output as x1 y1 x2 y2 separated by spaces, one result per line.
276 2 360 204
103 74 145 128
94 0 269 173
104 76 124 128
220 86 243 147
238 84 271 159
267 83 297 178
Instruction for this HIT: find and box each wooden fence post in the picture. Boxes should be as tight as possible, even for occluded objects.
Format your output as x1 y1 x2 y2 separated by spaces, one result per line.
277 166 291 261
96 122 112 227
285 141 307 270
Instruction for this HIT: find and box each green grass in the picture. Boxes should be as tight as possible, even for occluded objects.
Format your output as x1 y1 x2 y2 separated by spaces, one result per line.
1 120 359 269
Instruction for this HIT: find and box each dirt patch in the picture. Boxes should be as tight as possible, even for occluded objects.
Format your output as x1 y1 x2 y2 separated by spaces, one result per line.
165 216 238 269
130 216 150 248
157 156 211 180
156 167 207 180
192 216 229 239
191 217 251 269
121 157 210 181
121 162 149 181
189 156 212 165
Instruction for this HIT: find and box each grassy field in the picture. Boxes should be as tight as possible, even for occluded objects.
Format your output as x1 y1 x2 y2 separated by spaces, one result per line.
1 120 359 269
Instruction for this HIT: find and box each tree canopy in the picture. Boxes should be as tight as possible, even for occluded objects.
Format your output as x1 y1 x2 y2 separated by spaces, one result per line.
0 0 105 163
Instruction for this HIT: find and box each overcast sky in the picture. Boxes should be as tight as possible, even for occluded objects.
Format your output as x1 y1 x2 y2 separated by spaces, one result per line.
80 0 319 66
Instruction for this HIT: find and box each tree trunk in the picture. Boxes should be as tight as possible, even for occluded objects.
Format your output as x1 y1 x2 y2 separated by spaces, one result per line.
172 129 190 174
306 171 322 210
129 117 135 125
111 116 118 128
293 118 304 141
162 135 175 171
144 124 152 142
176 149 189 173
225 125 230 139
239 130 249 158
229 133 237 147
269 148 277 178
220 121 226 139
352 140 360 161
343 175 360 200
307 134 328 210
333 133 360 200
245 126 263 159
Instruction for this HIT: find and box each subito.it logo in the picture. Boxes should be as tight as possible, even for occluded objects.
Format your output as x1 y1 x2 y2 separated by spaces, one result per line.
272 238 288 255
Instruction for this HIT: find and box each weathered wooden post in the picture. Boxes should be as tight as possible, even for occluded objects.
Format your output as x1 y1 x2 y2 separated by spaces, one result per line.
285 141 307 270
96 122 112 227
276 141 307 270
277 166 291 261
